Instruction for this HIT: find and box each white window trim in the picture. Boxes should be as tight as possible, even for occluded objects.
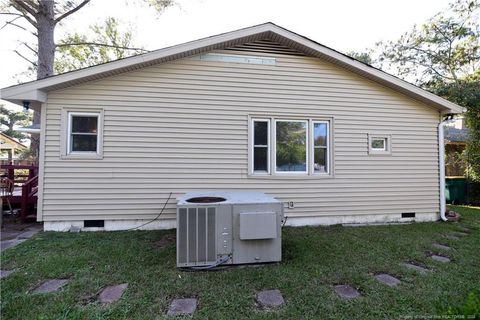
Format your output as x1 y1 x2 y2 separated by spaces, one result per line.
61 108 104 160
368 133 392 155
248 116 333 177
251 118 270 174
311 120 330 175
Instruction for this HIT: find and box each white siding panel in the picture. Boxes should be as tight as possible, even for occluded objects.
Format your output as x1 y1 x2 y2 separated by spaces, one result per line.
41 45 441 223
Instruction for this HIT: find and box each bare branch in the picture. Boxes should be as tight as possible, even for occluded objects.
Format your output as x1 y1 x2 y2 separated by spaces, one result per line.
11 0 38 27
55 0 91 23
56 42 149 52
12 0 37 18
0 12 24 17
14 49 37 66
21 41 37 54
0 16 24 31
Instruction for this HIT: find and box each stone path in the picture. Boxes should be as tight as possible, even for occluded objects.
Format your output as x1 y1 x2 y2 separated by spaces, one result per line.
430 255 451 263
402 262 429 274
98 283 128 304
32 279 69 294
1 239 27 251
0 270 15 279
334 285 361 299
432 243 452 251
0 223 42 252
256 289 285 308
167 298 197 316
374 274 401 287
444 234 460 240
452 232 469 237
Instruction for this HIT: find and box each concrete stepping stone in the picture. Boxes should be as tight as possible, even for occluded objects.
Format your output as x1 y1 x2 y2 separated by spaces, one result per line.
432 243 452 251
374 274 401 287
333 285 361 299
430 255 451 263
167 298 197 316
402 263 429 274
457 227 471 233
17 229 41 239
1 231 22 241
452 232 468 237
0 270 15 279
0 239 27 252
98 283 128 304
256 289 285 308
32 279 69 294
444 234 460 240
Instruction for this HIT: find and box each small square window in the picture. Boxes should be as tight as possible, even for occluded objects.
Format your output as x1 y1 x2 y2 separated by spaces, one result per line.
371 138 387 151
62 109 103 159
368 134 391 155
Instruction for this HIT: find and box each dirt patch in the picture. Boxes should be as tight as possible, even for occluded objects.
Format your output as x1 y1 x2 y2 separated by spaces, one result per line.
153 234 176 249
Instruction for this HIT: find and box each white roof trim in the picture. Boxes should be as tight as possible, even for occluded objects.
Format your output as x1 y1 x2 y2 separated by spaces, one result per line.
0 22 464 114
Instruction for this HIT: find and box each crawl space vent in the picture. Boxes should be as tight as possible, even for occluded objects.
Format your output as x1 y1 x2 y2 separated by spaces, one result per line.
401 212 416 218
84 220 105 228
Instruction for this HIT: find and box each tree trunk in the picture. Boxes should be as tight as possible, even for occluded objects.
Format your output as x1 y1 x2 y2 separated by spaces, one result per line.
31 0 56 161
36 1 56 80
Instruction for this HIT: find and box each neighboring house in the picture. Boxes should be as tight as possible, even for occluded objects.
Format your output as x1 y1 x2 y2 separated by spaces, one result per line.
444 117 469 177
0 23 463 231
0 132 27 163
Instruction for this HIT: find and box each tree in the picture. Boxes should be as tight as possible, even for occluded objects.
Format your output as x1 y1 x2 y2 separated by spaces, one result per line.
0 105 32 142
18 17 148 78
376 0 480 181
377 0 479 85
0 0 174 156
346 51 375 65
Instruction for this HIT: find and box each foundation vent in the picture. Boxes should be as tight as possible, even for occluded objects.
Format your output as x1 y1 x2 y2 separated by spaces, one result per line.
401 212 416 218
84 220 105 228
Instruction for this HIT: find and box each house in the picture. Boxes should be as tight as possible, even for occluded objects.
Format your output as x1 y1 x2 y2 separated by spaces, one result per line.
0 23 463 231
444 117 469 177
0 132 27 164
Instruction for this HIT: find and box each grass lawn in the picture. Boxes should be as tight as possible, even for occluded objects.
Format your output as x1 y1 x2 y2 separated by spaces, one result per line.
1 205 479 319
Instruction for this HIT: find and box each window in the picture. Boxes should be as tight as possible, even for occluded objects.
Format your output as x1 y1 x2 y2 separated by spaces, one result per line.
250 117 331 176
368 134 391 155
62 110 103 159
275 120 307 173
371 138 387 151
313 122 329 173
253 119 270 173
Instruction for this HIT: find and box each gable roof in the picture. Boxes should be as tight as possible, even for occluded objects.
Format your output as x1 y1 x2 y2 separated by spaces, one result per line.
0 132 27 149
0 22 464 114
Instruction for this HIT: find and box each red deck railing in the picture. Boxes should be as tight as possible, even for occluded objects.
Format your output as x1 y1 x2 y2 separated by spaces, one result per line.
1 164 38 222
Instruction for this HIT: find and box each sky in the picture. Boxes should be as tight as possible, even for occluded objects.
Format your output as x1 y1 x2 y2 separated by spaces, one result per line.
0 0 453 111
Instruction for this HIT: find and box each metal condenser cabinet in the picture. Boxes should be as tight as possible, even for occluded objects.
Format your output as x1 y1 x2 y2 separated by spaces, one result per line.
176 191 283 267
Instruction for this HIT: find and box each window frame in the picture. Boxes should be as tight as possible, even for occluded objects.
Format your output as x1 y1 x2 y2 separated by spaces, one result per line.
368 133 392 155
311 120 330 175
249 116 333 177
61 108 104 160
251 118 271 174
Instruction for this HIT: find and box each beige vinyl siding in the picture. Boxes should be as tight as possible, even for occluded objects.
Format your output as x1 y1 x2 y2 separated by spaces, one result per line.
40 42 440 222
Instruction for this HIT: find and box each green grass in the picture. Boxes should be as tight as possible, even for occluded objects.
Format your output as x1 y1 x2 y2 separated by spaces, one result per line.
1 205 479 319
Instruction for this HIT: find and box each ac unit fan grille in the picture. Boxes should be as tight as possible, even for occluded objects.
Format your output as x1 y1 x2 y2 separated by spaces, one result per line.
178 207 216 265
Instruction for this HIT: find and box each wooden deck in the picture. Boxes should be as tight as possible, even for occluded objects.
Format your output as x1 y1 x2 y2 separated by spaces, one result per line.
1 164 38 222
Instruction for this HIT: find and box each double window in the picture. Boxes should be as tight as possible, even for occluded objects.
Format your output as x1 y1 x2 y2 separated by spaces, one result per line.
251 117 331 176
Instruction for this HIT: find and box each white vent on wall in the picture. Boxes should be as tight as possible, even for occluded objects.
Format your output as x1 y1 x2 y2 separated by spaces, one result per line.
193 53 276 65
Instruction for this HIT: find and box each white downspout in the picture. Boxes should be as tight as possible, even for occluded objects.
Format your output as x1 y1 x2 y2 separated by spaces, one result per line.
438 116 451 221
